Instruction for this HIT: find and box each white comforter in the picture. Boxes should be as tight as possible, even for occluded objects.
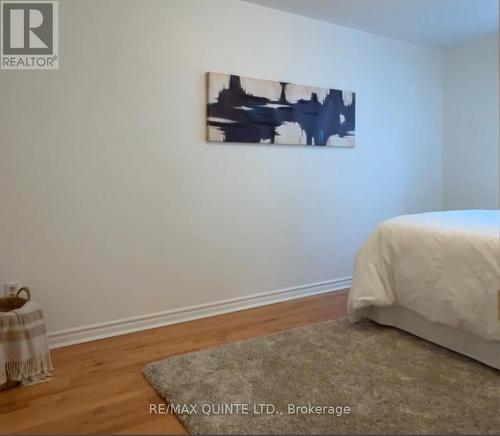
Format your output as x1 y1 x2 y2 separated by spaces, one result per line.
348 210 500 341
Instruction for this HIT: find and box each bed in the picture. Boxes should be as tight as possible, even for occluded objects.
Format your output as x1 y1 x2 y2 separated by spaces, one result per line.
348 210 500 369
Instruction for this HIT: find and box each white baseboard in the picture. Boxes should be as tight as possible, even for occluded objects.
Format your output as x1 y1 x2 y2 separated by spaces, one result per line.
48 276 352 349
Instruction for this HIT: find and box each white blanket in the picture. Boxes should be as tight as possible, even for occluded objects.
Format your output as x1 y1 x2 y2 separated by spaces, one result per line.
0 301 53 386
348 210 500 342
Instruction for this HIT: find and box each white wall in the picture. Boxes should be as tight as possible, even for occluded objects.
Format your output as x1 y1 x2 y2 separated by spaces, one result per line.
442 36 499 209
0 0 442 333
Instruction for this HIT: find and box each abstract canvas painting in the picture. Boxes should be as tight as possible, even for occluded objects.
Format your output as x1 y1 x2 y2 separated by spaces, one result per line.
206 72 355 147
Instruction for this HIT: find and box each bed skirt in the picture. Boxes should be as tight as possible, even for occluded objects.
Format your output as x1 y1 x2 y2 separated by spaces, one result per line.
367 306 500 370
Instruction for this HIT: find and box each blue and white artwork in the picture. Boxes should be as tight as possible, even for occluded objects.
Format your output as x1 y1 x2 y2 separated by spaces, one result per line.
206 72 355 147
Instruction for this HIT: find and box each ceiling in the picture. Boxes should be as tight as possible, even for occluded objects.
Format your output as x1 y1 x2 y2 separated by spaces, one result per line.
243 0 499 48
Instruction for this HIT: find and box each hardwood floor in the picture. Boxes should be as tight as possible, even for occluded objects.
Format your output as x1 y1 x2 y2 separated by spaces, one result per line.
0 290 348 434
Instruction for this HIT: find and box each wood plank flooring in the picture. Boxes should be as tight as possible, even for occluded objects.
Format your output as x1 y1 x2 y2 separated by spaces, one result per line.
0 290 348 434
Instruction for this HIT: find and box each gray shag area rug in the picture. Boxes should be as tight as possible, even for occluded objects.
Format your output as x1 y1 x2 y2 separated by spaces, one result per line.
143 318 500 434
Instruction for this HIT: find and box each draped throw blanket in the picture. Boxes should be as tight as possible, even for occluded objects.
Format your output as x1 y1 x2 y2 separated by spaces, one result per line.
0 301 53 386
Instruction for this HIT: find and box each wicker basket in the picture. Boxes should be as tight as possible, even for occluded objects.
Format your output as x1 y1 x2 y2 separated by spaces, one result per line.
0 287 31 312
0 287 31 390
